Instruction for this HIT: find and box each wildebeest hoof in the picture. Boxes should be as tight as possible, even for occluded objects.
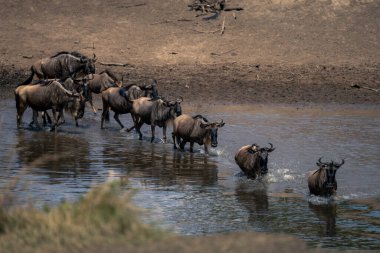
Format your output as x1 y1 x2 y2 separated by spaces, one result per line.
120 127 127 132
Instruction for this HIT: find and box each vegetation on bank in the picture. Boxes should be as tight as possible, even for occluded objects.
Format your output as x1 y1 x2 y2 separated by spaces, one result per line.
0 181 165 253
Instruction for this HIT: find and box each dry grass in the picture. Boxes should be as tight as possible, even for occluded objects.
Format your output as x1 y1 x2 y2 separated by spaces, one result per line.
0 181 164 253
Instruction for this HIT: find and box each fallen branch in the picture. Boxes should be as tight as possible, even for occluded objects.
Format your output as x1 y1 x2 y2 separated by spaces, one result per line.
189 28 220 34
98 62 134 67
120 3 146 8
220 16 225 35
350 84 379 92
150 18 192 25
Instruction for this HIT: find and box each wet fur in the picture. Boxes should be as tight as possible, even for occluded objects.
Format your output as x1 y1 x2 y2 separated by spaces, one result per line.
308 168 337 196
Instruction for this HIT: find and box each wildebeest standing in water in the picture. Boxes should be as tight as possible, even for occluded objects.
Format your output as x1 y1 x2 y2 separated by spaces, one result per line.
28 77 88 127
18 51 97 86
172 114 225 153
100 79 159 131
83 69 123 113
235 143 276 179
131 96 183 142
15 80 85 132
308 158 345 197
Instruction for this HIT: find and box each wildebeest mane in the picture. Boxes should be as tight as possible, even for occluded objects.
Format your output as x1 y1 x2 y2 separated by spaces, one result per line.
192 114 209 122
50 51 87 59
151 100 173 126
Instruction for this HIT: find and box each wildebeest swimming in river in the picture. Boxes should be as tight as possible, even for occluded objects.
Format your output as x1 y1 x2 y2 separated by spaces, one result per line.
131 96 183 143
172 114 225 153
18 51 97 86
15 79 85 132
308 157 345 197
83 69 123 113
235 143 276 179
100 79 159 131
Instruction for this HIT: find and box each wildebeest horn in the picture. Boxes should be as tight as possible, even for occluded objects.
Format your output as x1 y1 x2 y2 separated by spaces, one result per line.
217 119 225 127
177 96 183 103
334 159 345 167
266 143 275 152
317 157 327 167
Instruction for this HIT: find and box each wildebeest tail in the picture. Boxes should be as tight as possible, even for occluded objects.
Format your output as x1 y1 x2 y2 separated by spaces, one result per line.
15 91 21 113
17 67 34 86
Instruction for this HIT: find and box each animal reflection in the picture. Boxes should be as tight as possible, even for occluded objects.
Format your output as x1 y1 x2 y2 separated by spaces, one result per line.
235 182 269 223
15 131 90 181
308 203 337 236
100 142 217 187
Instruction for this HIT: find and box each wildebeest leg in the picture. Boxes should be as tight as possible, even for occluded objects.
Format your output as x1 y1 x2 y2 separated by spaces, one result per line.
204 144 209 154
127 114 136 132
179 139 186 150
101 104 109 129
114 113 125 129
42 111 52 126
16 98 27 129
190 142 194 153
172 133 177 149
89 96 97 114
32 110 41 129
162 124 167 143
135 118 144 140
50 109 59 132
150 125 156 143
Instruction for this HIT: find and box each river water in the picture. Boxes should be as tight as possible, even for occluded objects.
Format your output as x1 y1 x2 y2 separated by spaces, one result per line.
0 95 379 250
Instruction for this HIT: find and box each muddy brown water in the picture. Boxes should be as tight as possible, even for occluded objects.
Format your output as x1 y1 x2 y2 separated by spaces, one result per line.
0 94 379 250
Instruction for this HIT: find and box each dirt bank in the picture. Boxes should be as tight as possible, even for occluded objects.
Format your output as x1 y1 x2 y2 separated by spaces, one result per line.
0 0 379 105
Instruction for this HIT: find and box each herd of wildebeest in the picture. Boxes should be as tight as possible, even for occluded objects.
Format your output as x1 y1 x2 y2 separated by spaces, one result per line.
14 51 345 198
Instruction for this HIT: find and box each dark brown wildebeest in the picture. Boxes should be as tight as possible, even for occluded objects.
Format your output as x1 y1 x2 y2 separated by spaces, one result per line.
308 158 345 197
83 69 123 113
131 96 183 142
15 80 85 132
30 77 88 127
100 79 159 131
172 114 225 153
234 143 276 179
18 51 97 86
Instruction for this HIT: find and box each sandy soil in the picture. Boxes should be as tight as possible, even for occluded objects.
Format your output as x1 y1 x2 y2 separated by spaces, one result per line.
0 0 379 105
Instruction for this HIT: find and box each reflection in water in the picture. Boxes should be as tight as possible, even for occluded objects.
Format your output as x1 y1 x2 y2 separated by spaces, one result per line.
1 98 380 250
308 203 337 236
15 131 91 180
235 179 269 224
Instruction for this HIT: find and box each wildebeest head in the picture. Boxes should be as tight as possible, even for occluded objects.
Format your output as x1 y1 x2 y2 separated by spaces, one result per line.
142 79 159 98
80 53 97 75
165 96 183 117
200 120 225 147
316 157 344 191
248 143 276 174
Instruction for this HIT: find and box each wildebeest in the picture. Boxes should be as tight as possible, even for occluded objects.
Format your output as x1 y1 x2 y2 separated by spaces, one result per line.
234 143 276 179
30 77 88 127
15 80 85 132
83 69 123 113
100 79 159 131
172 114 225 153
308 157 345 197
18 51 97 86
131 96 183 142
